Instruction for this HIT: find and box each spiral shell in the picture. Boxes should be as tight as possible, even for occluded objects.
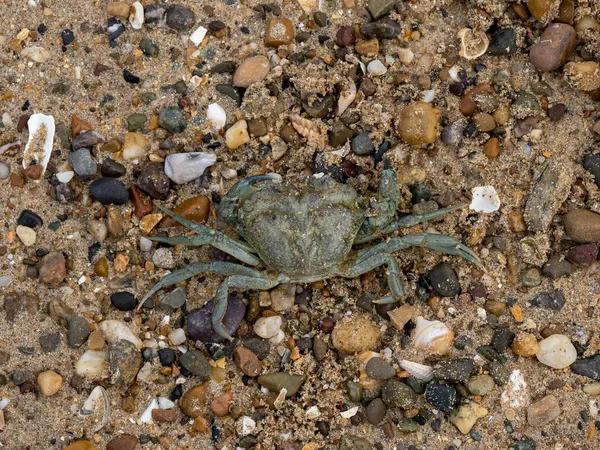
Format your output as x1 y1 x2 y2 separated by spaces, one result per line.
358 351 386 390
457 28 489 60
412 316 454 355
399 360 434 382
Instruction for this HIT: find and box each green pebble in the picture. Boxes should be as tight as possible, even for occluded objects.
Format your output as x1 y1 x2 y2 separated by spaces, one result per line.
313 11 327 27
139 38 159 57
127 113 147 132
48 222 61 231
158 107 186 133
367 0 395 19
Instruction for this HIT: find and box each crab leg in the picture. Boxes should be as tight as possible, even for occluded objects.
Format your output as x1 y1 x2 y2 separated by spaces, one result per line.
373 256 405 304
151 206 261 266
359 164 401 237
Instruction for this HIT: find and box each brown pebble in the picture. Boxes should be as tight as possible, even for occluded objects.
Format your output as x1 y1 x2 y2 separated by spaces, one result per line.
129 186 153 219
547 103 566 120
527 395 561 427
512 3 531 19
94 257 109 277
234 346 262 377
121 396 135 413
564 209 600 243
460 83 493 116
483 137 500 158
529 23 576 72
152 408 178 422
527 0 560 21
101 139 122 153
37 370 62 396
355 38 379 56
106 207 124 237
512 332 539 357
180 384 208 418
106 433 138 450
161 195 210 227
87 329 105 350
318 317 335 333
210 390 233 417
17 114 31 133
10 173 25 187
508 211 527 232
192 416 209 432
71 114 93 137
265 18 294 46
397 101 441 145
336 25 356 47
64 442 99 450
233 55 270 88
106 1 131 19
38 252 66 285
22 164 43 180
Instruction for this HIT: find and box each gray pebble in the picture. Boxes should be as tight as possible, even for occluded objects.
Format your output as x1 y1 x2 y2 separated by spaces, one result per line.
68 148 97 179
180 350 212 378
68 316 91 348
0 162 9 180
365 357 395 380
39 332 61 353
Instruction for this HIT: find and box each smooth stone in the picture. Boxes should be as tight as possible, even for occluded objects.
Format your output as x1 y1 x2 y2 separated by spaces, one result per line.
111 292 136 311
365 357 395 380
542 255 572 278
0 162 11 179
491 327 515 353
234 346 261 377
225 120 250 150
351 131 375 155
332 315 380 354
254 316 282 339
527 395 561 427
186 297 246 343
368 0 394 19
37 370 62 396
16 225 36 246
360 18 401 39
159 287 186 311
165 5 195 31
367 60 387 75
180 350 211 378
522 268 542 287
564 209 600 243
488 28 518 55
152 248 175 269
89 178 129 205
571 355 600 380
449 403 488 434
99 320 142 349
583 154 600 188
536 335 577 369
346 381 363 402
72 131 104 150
106 434 138 450
512 332 540 357
270 284 295 312
38 252 66 285
529 23 576 71
381 379 418 409
122 132 150 160
441 121 464 146
137 163 171 200
139 38 159 57
126 113 147 131
159 107 186 133
109 340 142 389
365 398 387 425
302 96 333 118
107 18 125 40
68 316 91 348
18 209 43 228
233 56 270 88
397 101 440 145
429 262 460 297
424 383 457 414
164 152 216 184
529 290 565 310
75 350 108 378
161 195 209 227
257 372 305 397
69 148 97 178
216 84 242 106
180 384 208 418
169 328 186 346
158 348 176 366
434 358 474 383
39 332 61 353
101 158 126 178
467 374 495 396
329 120 353 147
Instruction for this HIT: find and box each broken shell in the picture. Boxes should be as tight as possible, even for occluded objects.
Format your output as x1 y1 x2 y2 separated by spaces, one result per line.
470 185 501 213
289 114 326 149
75 350 108 378
337 79 356 116
457 28 489 60
358 351 386 390
564 61 600 92
129 2 144 30
207 103 226 130
190 25 208 46
412 316 454 355
23 113 55 177
80 385 110 432
98 320 143 349
501 369 529 409
399 360 434 382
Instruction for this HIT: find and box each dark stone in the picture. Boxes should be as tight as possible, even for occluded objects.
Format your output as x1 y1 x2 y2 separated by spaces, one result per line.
18 210 43 228
208 20 226 32
491 327 515 352
511 439 537 450
566 244 598 266
583 154 600 188
166 5 196 32
477 345 508 363
529 290 565 310
72 130 104 150
158 107 186 133
571 355 600 380
101 158 127 178
351 131 375 155
547 103 567 120
89 178 129 205
313 11 327 27
61 29 75 45
110 340 142 390
123 69 141 84
69 148 97 178
68 316 91 348
216 84 242 106
381 378 418 409
111 292 137 311
433 358 474 383
139 38 159 57
542 255 572 279
238 334 271 360
360 18 401 40
365 398 387 425
210 61 236 73
488 28 517 55
302 96 333 118
365 357 395 380
145 3 165 23
424 383 457 414
137 163 171 200
428 262 460 297
107 18 125 41
312 151 346 183
158 348 176 366
336 25 355 47
180 350 212 378
39 332 61 353
410 184 431 203
186 297 246 343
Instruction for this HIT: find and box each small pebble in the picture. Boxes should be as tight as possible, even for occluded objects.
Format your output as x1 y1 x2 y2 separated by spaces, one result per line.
37 370 62 396
536 334 576 369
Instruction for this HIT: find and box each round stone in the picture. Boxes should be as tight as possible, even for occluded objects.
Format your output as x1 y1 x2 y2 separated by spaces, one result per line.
68 316 91 348
365 357 395 380
158 107 186 133
166 5 196 31
332 314 380 354
186 297 246 343
111 292 137 311
428 262 461 297
158 348 176 366
536 334 577 369
233 56 270 88
89 178 129 205
180 350 211 378
381 378 418 409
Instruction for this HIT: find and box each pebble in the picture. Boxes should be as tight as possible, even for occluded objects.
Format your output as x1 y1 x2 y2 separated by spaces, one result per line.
564 209 600 243
467 374 495 396
168 328 186 346
181 384 208 418
137 163 171 200
75 350 108 378
139 38 159 57
529 23 576 71
152 247 175 269
233 56 270 88
111 292 136 311
264 18 294 46
225 120 250 150
0 162 9 179
424 383 457 414
107 18 125 41
584 154 600 189
332 314 380 354
351 131 375 155
434 358 474 383
162 195 209 227
101 158 126 178
428 262 460 297
234 346 261 377
144 3 165 23
530 290 565 310
367 60 387 76
254 316 282 339
106 434 138 450
186 297 246 343
48 299 75 328
365 398 386 425
64 441 98 450
69 148 97 178
548 103 567 120
72 131 104 150
571 354 600 380
360 18 401 39
180 350 211 378
38 252 66 285
336 25 356 47
159 107 186 133
159 287 185 311
536 334 576 369
381 379 418 409
16 225 36 247
566 243 598 266
165 5 195 31
18 209 43 228
449 403 488 434
89 178 129 205
488 28 517 55
542 255 572 279
39 332 61 353
37 370 62 396
583 382 600 395
491 327 515 352
164 152 216 184
512 332 539 357
210 390 233 416
99 320 142 349
68 316 90 348
270 284 295 312
158 348 176 366
87 220 107 242
110 340 142 390
527 395 561 427
365 357 395 380
441 121 464 146
397 101 440 145
258 372 305 397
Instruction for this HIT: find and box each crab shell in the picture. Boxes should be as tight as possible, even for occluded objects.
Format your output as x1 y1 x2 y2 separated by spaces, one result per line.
457 28 489 60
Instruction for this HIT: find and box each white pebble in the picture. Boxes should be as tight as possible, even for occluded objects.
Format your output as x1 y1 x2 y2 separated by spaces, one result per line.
221 168 237 180
500 369 529 408
207 103 226 130
75 350 108 378
536 334 577 369
0 162 9 180
190 25 207 46
16 225 36 247
305 406 320 419
140 236 152 252
367 60 387 76
1 113 13 128
153 247 176 269
168 328 186 345
398 48 414 65
470 186 500 213
254 316 282 339
340 406 359 418
164 152 216 184
225 120 250 150
56 171 74 183
99 320 143 349
0 276 12 288
236 416 256 436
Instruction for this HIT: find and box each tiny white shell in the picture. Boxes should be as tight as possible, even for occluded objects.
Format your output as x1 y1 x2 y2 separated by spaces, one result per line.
399 360 434 382
129 2 144 30
470 185 500 213
207 103 226 130
190 25 208 46
23 113 55 177
337 79 356 116
412 316 454 355
458 28 489 60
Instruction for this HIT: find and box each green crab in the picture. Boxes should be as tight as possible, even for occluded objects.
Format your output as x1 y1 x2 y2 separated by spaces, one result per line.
140 164 480 340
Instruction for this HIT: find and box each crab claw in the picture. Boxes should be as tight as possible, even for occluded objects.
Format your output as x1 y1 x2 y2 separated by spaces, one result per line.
212 279 234 341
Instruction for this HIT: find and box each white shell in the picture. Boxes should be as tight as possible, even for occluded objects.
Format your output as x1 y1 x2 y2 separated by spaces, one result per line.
337 79 356 116
99 320 143 349
190 25 208 46
129 2 144 30
207 103 226 130
23 113 55 176
75 350 108 378
470 186 500 213
358 351 386 390
412 316 454 355
458 28 489 60
399 360 434 382
80 386 110 432
164 152 217 184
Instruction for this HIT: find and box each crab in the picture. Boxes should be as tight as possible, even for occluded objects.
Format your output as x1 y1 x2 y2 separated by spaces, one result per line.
140 164 481 340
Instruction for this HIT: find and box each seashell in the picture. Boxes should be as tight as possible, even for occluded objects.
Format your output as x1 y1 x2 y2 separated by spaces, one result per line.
190 25 208 46
358 350 386 390
129 2 144 30
80 385 110 432
399 360 434 382
207 103 226 130
98 320 143 349
457 28 489 60
412 316 454 355
289 114 326 149
337 79 356 116
23 113 55 177
75 350 108 378
470 185 501 213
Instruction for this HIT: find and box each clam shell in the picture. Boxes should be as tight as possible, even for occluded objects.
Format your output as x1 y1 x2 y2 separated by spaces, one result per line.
80 385 110 432
23 113 55 177
129 2 144 30
399 360 434 382
337 79 356 116
358 351 386 390
458 28 489 60
412 316 454 355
